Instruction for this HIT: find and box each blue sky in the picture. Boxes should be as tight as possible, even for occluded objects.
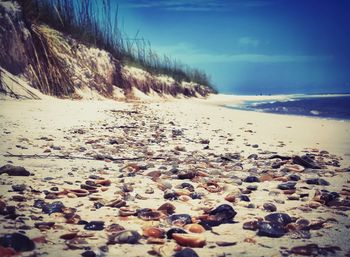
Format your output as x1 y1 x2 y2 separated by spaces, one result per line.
113 0 350 94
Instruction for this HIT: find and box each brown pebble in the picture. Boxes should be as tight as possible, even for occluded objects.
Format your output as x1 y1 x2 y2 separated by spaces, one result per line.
184 224 206 233
172 233 206 248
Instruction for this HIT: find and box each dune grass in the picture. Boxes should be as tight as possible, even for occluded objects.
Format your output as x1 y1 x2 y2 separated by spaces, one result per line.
18 0 216 93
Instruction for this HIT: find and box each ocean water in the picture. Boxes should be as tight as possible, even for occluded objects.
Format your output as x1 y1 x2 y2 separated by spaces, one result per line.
226 95 350 120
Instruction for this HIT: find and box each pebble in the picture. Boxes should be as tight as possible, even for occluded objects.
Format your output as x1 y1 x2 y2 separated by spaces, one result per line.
84 221 105 230
11 184 26 192
42 201 65 214
288 174 300 181
247 185 258 191
264 213 292 226
287 194 300 200
240 195 250 202
263 203 277 212
166 228 187 239
173 248 199 257
244 176 260 183
81 250 96 257
257 222 286 238
177 171 196 180
168 214 192 225
164 189 178 200
172 233 206 247
0 164 31 176
0 232 35 251
109 230 141 244
305 178 330 186
277 181 296 190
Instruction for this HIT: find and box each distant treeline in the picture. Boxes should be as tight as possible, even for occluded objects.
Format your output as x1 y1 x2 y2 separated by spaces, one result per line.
18 0 215 91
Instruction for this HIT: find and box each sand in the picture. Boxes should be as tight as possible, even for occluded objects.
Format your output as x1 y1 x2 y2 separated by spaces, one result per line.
0 95 350 257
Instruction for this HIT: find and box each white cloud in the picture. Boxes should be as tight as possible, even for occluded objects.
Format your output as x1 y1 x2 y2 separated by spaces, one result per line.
152 42 332 64
238 37 260 47
120 0 281 11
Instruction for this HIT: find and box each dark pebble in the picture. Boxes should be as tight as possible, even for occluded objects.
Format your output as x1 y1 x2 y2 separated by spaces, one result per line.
173 248 199 257
278 181 296 190
34 222 55 229
265 213 292 226
168 214 192 225
210 204 237 221
170 167 179 174
82 250 96 257
33 199 46 209
263 203 277 212
166 227 187 239
247 185 258 191
293 155 321 169
177 171 196 180
288 174 300 181
243 220 258 230
257 222 286 238
177 182 195 192
247 154 258 160
320 191 339 205
244 176 260 183
12 184 26 192
109 230 141 244
0 164 30 176
164 189 178 200
0 232 35 251
305 178 330 186
42 201 65 215
94 202 104 209
190 192 203 199
240 195 250 202
84 221 105 231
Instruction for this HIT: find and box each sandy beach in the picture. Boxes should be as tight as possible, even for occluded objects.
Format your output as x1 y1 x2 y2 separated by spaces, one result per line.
1 95 350 257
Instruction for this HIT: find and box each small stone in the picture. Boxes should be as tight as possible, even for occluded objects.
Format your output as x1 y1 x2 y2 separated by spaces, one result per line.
244 176 260 183
109 230 141 244
247 154 258 160
240 195 250 202
42 201 65 215
0 164 30 176
164 189 178 200
257 222 286 238
287 194 300 200
243 220 259 230
172 233 206 248
84 221 104 231
247 185 258 191
224 194 236 202
263 203 277 212
0 233 35 251
190 192 203 199
177 171 196 180
177 182 194 192
277 181 296 190
168 214 192 225
288 174 300 181
173 248 199 257
265 213 292 226
158 203 176 215
12 184 26 192
166 228 187 239
81 250 96 257
305 178 330 186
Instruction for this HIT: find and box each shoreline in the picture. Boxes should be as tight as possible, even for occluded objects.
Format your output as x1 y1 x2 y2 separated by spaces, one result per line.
206 93 350 122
